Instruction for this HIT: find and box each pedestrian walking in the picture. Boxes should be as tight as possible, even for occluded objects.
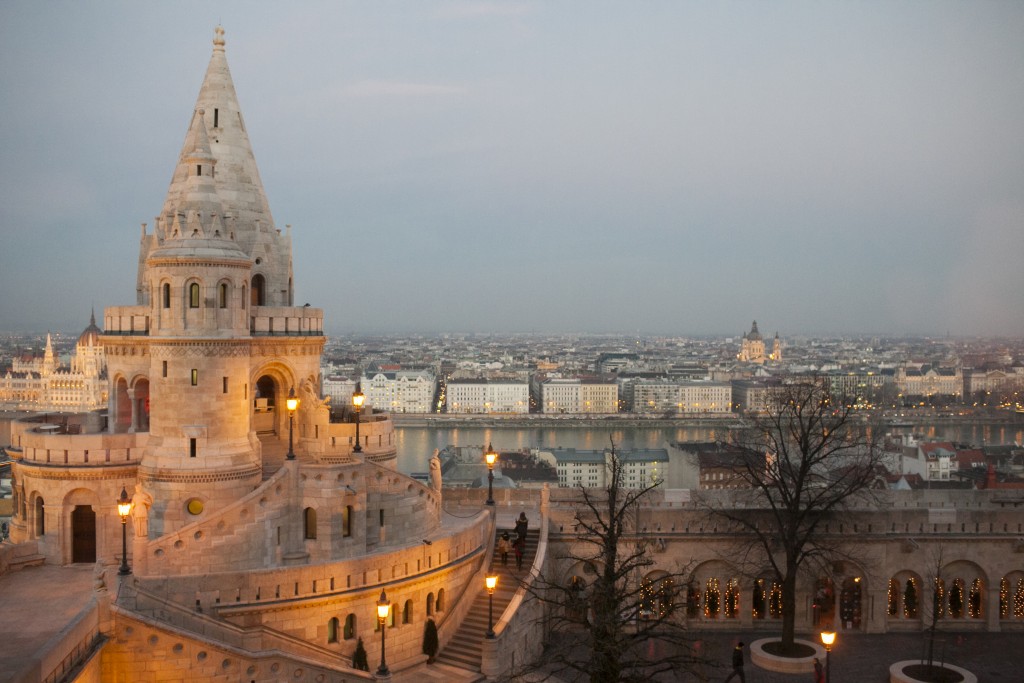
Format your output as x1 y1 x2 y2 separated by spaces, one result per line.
497 532 511 565
514 511 529 542
724 641 745 683
512 535 524 570
813 657 824 683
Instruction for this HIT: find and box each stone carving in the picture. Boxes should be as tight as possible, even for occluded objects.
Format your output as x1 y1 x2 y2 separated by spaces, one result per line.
93 564 107 592
132 484 153 538
429 450 443 493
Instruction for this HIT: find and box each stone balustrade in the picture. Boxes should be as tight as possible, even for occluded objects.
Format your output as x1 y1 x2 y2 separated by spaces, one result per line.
104 306 151 335
249 306 323 336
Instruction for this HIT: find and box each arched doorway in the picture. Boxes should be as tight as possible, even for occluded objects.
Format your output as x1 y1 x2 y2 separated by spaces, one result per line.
71 505 96 563
253 374 279 434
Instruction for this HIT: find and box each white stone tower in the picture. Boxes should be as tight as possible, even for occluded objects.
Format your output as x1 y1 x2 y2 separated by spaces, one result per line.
107 27 324 535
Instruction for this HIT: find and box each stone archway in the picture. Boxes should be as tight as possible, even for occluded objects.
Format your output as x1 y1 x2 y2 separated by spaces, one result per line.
253 374 279 434
132 377 150 432
113 376 131 433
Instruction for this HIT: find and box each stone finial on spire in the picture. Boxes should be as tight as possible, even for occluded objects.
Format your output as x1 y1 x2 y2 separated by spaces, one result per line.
213 26 225 49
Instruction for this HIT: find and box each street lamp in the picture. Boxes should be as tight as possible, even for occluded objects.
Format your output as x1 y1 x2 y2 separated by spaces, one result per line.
376 590 390 676
485 574 498 638
286 387 299 460
820 630 836 683
484 443 497 506
117 486 132 575
352 383 365 453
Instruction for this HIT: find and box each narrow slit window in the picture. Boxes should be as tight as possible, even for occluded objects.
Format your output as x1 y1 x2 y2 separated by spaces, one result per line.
162 283 170 309
162 361 168 378
223 377 228 394
196 164 202 177
219 283 228 308
191 369 198 386
189 282 200 308
213 108 219 128
189 438 197 458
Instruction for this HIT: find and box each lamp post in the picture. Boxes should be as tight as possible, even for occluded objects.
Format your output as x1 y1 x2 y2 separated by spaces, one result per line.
286 387 299 460
485 574 498 638
376 590 390 676
820 630 836 683
484 443 497 506
117 486 132 575
353 383 365 453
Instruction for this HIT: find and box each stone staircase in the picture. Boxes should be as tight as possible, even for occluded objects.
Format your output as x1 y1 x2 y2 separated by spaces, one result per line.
435 529 538 672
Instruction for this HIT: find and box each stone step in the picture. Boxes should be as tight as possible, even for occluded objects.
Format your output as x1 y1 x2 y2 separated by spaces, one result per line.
436 529 539 673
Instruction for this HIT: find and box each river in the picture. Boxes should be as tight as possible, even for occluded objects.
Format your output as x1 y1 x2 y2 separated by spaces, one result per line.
393 422 1024 474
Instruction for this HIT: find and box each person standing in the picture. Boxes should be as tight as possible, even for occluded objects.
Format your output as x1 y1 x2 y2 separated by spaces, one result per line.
813 657 824 683
497 532 511 565
512 535 524 570
724 641 745 683
514 511 529 541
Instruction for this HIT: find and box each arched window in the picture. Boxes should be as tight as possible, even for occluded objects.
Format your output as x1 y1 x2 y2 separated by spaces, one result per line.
969 578 983 619
251 274 265 306
219 283 229 308
34 496 44 536
1001 574 1024 620
948 578 965 618
343 505 352 538
327 617 339 643
426 592 435 616
724 578 740 619
304 507 317 540
403 599 413 624
189 282 200 308
162 283 171 309
436 589 445 612
704 578 721 618
344 614 356 640
752 579 766 619
933 578 946 620
687 583 702 619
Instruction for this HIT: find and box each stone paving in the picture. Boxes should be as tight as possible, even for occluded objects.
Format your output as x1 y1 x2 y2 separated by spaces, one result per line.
0 563 95 682
664 630 1023 682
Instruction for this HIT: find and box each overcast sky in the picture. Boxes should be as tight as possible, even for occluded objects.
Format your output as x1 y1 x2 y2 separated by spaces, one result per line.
1 2 1022 338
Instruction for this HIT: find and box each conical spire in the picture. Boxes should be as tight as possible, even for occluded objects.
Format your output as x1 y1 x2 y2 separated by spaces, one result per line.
160 26 274 246
141 27 293 307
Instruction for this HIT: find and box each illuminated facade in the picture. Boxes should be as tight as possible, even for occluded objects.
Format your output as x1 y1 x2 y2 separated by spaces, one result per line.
4 29 490 681
0 317 107 412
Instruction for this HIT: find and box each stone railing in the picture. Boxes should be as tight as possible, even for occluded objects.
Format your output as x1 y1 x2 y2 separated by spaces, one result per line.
103 306 150 335
482 505 549 678
110 603 375 681
12 430 145 468
9 596 104 683
249 306 323 336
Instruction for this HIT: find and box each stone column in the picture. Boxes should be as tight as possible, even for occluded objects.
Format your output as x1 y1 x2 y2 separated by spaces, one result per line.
127 388 138 433
987 583 1001 632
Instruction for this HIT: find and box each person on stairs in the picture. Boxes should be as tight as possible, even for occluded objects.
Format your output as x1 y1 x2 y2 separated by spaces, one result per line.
497 531 512 565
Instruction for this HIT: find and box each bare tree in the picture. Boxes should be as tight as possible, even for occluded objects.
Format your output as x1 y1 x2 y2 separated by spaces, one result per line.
709 378 886 654
527 444 705 683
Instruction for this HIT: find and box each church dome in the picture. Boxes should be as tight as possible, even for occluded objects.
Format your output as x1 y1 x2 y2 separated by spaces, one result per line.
78 311 102 346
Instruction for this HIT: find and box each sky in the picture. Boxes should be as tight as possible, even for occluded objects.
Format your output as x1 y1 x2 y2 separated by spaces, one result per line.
1 2 1023 338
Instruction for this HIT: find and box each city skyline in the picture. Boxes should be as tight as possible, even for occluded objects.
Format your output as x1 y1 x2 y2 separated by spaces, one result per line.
1 2 1023 337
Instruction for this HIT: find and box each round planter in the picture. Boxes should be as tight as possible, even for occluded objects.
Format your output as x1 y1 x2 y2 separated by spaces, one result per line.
750 638 825 674
890 660 976 683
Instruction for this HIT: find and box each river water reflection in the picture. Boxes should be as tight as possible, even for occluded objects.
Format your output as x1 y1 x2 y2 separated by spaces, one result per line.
394 422 1023 474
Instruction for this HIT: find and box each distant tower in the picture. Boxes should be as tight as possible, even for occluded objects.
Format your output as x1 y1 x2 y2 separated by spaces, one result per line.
738 320 766 364
771 332 782 362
